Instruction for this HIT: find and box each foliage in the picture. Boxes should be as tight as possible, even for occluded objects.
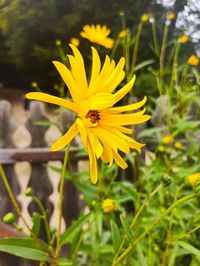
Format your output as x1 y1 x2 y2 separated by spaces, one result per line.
0 2 200 266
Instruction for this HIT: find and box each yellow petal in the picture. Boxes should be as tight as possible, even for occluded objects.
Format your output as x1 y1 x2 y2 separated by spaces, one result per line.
101 146 113 167
52 61 80 101
87 130 103 158
108 96 147 113
76 118 88 147
89 47 101 88
116 126 133 134
114 75 136 104
113 152 128 169
86 92 116 110
25 92 78 112
50 122 78 151
87 142 98 184
69 45 88 95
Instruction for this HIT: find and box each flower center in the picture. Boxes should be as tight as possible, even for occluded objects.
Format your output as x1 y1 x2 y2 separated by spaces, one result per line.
85 110 100 124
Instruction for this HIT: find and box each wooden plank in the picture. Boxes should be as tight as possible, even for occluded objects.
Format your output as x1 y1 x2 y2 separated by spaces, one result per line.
0 147 87 164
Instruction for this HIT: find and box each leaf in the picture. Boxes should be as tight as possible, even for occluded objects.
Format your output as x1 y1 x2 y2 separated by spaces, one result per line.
0 238 49 261
177 241 200 258
134 59 154 72
136 243 147 266
60 213 90 245
120 215 134 244
110 219 121 253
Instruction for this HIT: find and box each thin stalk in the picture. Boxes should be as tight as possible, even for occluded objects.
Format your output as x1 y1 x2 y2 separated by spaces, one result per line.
113 184 162 261
0 163 31 232
159 23 169 95
129 22 143 81
152 21 160 56
112 193 195 266
169 42 180 96
33 196 51 244
55 144 71 258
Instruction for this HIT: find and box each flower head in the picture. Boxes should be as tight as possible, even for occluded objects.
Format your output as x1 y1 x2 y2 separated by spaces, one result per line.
102 199 117 213
188 172 200 187
70 38 80 47
162 134 174 145
167 12 175 20
188 54 199 66
118 29 129 38
141 13 149 22
80 24 114 49
174 141 183 150
26 46 150 184
178 35 189 44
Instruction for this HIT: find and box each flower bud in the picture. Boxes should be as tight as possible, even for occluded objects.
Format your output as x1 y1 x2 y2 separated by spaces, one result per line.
162 135 174 145
141 14 149 22
55 39 62 46
188 172 200 187
102 199 117 213
25 187 33 197
2 212 16 225
188 55 199 66
162 175 173 187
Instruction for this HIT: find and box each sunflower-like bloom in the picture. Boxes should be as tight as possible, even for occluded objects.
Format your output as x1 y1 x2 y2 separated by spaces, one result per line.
26 45 150 184
80 24 114 49
188 54 199 66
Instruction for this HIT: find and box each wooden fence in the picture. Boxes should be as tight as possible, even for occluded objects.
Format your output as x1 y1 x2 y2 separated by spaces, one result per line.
0 100 88 265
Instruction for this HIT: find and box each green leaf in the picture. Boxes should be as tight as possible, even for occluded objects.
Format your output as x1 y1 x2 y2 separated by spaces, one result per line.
120 215 133 244
58 258 72 265
0 238 49 261
110 219 121 253
177 241 200 258
136 243 147 266
60 213 90 245
134 59 154 72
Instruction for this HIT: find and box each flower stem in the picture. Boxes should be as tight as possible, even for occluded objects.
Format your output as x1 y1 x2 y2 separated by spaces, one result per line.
152 21 160 56
55 144 71 258
0 163 31 232
112 193 195 266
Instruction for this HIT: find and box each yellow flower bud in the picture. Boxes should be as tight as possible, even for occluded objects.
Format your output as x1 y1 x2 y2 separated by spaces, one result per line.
188 55 199 66
188 172 200 187
55 39 62 46
70 38 80 47
158 146 165 152
118 29 128 38
167 12 175 20
178 35 189 43
141 13 149 22
102 199 117 213
174 141 183 150
162 135 174 145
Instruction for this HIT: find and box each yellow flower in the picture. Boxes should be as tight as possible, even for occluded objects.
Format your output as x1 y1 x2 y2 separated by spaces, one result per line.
174 141 183 150
162 135 174 145
167 12 175 20
80 24 114 49
188 173 200 187
70 38 80 47
118 29 128 38
178 35 189 43
141 13 149 22
158 146 165 152
102 199 117 213
26 46 150 184
188 55 199 66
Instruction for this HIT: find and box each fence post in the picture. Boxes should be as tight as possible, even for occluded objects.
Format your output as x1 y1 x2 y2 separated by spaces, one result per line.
0 100 20 217
25 101 53 241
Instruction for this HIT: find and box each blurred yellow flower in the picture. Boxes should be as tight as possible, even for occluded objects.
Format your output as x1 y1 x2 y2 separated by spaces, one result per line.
118 29 128 38
26 45 150 184
162 135 174 145
141 13 149 22
167 12 175 20
188 55 199 66
188 173 200 187
80 24 114 49
55 39 62 46
178 35 189 43
174 141 183 150
102 199 117 213
158 146 165 152
70 38 80 47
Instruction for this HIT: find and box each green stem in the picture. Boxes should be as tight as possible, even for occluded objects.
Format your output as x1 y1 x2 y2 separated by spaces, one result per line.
129 22 143 81
0 163 31 232
159 23 169 95
113 184 162 262
55 144 71 258
112 193 195 266
152 22 160 56
33 196 51 244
